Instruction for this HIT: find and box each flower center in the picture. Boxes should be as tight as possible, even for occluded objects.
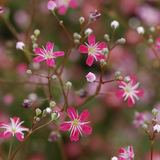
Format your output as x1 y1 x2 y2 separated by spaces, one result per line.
88 47 95 54
125 88 130 93
72 119 79 126
46 55 51 59
12 129 16 133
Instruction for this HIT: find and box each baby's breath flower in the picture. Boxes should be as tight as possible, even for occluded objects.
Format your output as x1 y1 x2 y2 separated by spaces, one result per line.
79 17 85 24
111 20 119 29
137 26 145 35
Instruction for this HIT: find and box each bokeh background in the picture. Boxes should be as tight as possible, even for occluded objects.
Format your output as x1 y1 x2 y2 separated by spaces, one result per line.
1 0 160 159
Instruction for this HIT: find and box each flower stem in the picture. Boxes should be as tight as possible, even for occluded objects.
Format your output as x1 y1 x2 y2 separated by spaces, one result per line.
111 29 115 47
151 140 154 160
8 138 13 160
0 152 5 160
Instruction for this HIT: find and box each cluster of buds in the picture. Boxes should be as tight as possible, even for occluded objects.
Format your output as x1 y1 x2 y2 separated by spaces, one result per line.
31 29 40 50
115 71 123 81
73 32 81 44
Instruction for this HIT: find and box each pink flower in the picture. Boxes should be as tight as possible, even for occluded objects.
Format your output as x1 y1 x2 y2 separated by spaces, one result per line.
86 72 96 82
153 124 160 133
79 35 107 66
116 75 144 107
47 1 57 11
16 42 25 50
155 38 160 49
0 117 29 141
3 94 14 105
0 6 3 16
55 0 78 15
118 146 134 160
60 107 92 141
33 42 65 66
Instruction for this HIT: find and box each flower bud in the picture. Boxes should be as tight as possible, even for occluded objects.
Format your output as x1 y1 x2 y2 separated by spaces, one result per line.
50 101 56 108
152 108 158 116
153 124 160 133
137 26 145 35
34 29 40 37
74 39 80 44
16 42 25 50
89 10 101 22
36 117 40 122
86 72 96 83
33 43 38 49
149 27 155 33
102 48 109 54
111 20 119 29
152 118 158 125
35 108 42 116
148 38 153 44
124 76 131 83
111 157 118 160
59 20 63 25
100 59 107 67
51 112 60 120
46 107 52 114
118 76 123 81
26 69 32 75
115 71 121 77
104 34 110 41
84 28 93 36
73 32 81 39
79 17 85 24
118 38 126 44
142 124 148 130
48 131 61 142
31 35 36 41
42 109 47 117
47 1 57 11
77 89 88 98
52 75 57 80
22 99 32 109
66 81 72 89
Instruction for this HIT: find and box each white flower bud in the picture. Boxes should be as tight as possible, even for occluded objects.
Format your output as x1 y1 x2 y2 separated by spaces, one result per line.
118 38 126 44
124 76 131 83
73 32 81 39
137 26 145 35
16 42 25 50
118 76 123 81
150 27 155 33
46 107 52 114
26 69 32 75
31 35 36 40
100 59 107 67
51 112 60 120
102 48 109 54
35 108 42 116
104 34 110 41
115 71 121 77
74 39 80 44
152 108 158 116
79 17 85 24
111 20 119 29
142 124 148 130
34 29 40 37
66 81 72 89
33 43 38 49
84 28 93 36
111 157 118 160
52 75 57 80
50 101 56 108
148 38 153 44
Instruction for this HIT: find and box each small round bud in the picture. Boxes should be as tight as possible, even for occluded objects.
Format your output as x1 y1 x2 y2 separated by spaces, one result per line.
89 10 101 22
42 109 47 117
115 71 121 77
33 43 38 49
35 108 42 116
16 42 25 50
152 108 158 116
36 117 40 122
22 99 32 109
52 75 57 80
111 20 119 29
50 101 56 108
79 17 85 24
150 27 155 33
46 107 52 114
73 32 81 39
118 76 123 81
124 76 131 83
77 89 88 98
148 38 153 44
74 39 80 44
100 59 107 67
111 157 118 160
26 69 32 75
86 72 96 83
47 1 57 11
34 29 40 37
118 38 126 44
137 26 145 35
84 28 93 36
142 124 148 130
59 20 63 25
104 34 110 41
152 118 158 125
31 35 36 40
66 81 72 89
51 112 60 120
102 48 109 54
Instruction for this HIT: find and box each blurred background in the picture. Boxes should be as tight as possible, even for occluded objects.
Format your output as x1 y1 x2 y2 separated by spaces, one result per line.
1 0 160 159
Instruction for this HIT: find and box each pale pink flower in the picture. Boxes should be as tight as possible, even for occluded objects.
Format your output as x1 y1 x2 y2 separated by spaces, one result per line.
0 6 3 16
33 42 65 66
153 124 160 133
47 1 57 11
79 35 107 66
116 75 144 107
111 157 118 160
55 0 78 15
119 146 134 160
16 63 28 75
0 117 29 141
16 42 25 50
86 72 96 82
3 94 14 105
60 107 92 141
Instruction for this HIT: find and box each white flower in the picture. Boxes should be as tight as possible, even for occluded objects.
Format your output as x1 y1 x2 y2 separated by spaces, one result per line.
85 28 93 35
111 20 119 29
16 42 25 50
153 124 160 133
47 1 57 11
137 26 145 35
111 157 118 160
86 72 96 83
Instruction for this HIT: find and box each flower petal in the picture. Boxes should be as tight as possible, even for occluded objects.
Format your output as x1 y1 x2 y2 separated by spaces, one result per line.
60 122 71 131
13 117 20 124
78 45 88 53
0 122 10 128
33 56 45 63
19 126 30 132
15 132 24 141
78 110 90 122
53 51 65 57
70 128 79 141
34 47 45 56
0 131 11 138
97 42 107 50
46 42 54 53
116 89 125 98
69 0 78 8
58 5 67 15
81 125 92 134
119 148 125 154
95 53 105 61
135 89 144 97
67 107 77 120
88 35 95 46
130 75 136 86
128 97 135 107
46 58 55 66
86 55 94 66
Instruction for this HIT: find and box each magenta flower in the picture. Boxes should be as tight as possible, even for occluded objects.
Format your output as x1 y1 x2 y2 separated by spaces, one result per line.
33 42 65 66
0 117 29 141
116 75 144 107
55 0 78 15
118 146 134 160
155 37 160 49
78 35 107 66
60 107 92 141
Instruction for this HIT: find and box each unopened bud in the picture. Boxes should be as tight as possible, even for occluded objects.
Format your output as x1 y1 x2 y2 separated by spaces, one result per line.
51 112 60 120
104 34 110 41
36 117 40 122
48 131 61 142
118 76 123 81
152 118 158 125
84 28 93 36
73 32 81 39
118 38 126 44
22 99 32 109
137 26 145 35
115 71 121 77
26 69 32 75
50 101 56 108
100 59 107 67
102 48 109 54
52 75 57 80
77 89 88 98
59 20 63 25
31 35 36 40
124 76 131 83
35 108 42 116
42 109 47 117
46 107 52 114
33 43 38 49
74 39 80 44
79 17 85 24
150 27 155 33
152 108 158 116
111 20 119 29
66 81 72 89
148 38 153 44
142 124 148 130
34 29 40 37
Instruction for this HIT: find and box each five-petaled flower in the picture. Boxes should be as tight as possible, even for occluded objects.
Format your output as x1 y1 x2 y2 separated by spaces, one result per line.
118 146 134 160
54 0 78 15
60 107 92 141
116 75 144 107
33 42 65 66
0 117 29 141
78 35 107 66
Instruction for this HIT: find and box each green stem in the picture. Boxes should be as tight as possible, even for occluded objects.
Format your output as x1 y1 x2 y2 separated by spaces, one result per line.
151 140 154 160
8 138 13 160
111 29 115 47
